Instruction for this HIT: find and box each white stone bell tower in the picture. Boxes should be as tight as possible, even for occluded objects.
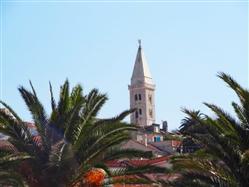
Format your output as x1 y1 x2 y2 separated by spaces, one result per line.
128 40 156 127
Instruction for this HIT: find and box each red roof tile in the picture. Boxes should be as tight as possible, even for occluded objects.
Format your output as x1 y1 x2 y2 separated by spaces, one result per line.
106 156 169 168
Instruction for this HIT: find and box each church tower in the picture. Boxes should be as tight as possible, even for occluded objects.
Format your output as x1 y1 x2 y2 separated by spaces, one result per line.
128 41 156 127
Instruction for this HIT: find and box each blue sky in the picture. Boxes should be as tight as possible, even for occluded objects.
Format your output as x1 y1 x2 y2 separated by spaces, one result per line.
1 1 248 130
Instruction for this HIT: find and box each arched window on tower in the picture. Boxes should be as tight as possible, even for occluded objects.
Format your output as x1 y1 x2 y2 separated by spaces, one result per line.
139 108 142 115
135 111 138 118
135 94 138 101
138 94 142 100
149 95 152 104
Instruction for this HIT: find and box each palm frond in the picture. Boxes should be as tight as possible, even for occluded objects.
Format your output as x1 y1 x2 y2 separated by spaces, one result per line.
18 85 49 154
49 82 56 111
103 148 153 161
0 171 28 187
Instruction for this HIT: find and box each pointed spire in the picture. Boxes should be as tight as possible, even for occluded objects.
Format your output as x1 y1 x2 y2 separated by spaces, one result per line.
138 39 142 48
131 41 153 85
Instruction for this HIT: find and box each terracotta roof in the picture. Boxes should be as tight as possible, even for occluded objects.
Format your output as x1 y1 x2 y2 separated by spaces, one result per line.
111 173 181 186
0 140 18 152
121 140 164 155
171 140 182 147
105 155 169 168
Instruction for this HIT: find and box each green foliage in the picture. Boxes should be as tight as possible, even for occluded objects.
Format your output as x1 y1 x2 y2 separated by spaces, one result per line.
104 164 169 186
0 80 155 186
163 133 183 141
0 151 31 187
103 148 153 161
170 72 249 187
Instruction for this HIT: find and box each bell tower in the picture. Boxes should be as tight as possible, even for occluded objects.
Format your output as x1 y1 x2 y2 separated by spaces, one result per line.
128 41 156 127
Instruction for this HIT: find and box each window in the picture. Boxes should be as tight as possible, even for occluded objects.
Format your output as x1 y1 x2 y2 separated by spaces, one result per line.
149 109 153 118
135 111 138 118
154 136 161 142
139 108 142 115
149 95 152 104
138 94 142 100
135 94 138 101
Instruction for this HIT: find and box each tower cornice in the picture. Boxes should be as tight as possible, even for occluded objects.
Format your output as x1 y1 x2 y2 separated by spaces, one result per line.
128 83 155 91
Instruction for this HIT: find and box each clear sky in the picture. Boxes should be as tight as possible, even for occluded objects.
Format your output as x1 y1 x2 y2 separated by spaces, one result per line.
1 1 248 130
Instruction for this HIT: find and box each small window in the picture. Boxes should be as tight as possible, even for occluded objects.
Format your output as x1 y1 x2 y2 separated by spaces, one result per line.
154 136 161 142
139 108 142 115
135 94 138 101
149 109 153 118
135 111 138 118
139 94 142 100
149 95 152 104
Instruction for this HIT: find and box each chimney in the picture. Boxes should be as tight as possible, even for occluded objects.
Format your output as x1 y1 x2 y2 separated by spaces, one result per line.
162 120 168 132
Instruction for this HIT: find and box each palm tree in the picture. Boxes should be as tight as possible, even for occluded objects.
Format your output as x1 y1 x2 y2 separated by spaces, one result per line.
170 72 249 187
0 149 30 187
0 80 156 186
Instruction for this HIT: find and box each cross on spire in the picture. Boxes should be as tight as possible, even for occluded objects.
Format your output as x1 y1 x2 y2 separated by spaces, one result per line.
138 39 142 48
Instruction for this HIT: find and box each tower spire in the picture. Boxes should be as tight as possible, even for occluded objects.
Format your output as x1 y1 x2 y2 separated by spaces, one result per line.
138 39 142 48
128 41 156 127
131 41 153 85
